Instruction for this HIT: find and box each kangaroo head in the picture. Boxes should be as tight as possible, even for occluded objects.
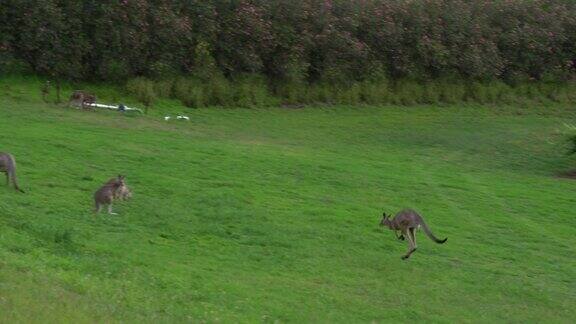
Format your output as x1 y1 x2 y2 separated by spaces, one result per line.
380 212 392 227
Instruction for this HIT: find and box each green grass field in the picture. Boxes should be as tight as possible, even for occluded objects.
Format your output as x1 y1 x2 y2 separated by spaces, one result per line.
1 78 575 322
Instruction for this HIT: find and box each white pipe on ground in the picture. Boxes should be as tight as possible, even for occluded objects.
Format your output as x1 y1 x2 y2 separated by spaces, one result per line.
85 103 143 113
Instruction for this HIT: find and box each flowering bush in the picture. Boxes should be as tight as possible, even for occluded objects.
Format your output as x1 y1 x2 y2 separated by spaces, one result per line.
1 0 575 106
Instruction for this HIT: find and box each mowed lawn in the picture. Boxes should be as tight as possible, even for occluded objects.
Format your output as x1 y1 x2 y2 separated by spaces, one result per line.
0 80 575 322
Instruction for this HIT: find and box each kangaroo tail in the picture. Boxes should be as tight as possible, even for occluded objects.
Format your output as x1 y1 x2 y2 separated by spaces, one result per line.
6 155 24 193
11 172 24 193
421 221 447 244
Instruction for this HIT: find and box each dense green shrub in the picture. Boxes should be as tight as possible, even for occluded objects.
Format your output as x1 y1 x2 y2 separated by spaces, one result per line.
126 77 156 112
173 77 206 108
232 74 278 108
10 0 573 107
2 0 574 85
562 124 576 155
133 76 576 108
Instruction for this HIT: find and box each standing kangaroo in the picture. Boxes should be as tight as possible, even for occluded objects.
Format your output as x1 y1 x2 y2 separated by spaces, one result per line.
380 209 447 260
0 152 24 193
68 90 96 110
94 175 127 214
115 183 132 201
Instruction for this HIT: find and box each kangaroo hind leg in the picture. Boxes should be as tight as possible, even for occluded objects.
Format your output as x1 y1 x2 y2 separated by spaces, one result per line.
410 227 417 247
402 229 417 260
94 202 102 213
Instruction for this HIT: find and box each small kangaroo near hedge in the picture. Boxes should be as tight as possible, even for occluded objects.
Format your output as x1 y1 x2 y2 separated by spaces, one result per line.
380 209 447 260
68 90 96 110
0 152 25 193
94 175 130 214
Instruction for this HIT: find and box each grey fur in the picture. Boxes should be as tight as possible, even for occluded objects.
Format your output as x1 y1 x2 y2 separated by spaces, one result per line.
94 175 127 214
380 209 447 260
0 152 24 193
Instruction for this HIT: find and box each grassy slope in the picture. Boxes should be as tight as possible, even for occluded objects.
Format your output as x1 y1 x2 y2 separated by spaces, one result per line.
0 77 575 322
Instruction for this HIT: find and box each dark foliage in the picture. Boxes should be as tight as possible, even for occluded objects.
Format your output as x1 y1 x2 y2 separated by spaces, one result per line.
1 0 575 106
2 0 575 82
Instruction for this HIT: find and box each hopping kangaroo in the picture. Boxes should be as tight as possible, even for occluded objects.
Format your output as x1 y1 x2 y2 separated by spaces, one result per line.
94 175 127 214
0 152 24 193
380 209 447 260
